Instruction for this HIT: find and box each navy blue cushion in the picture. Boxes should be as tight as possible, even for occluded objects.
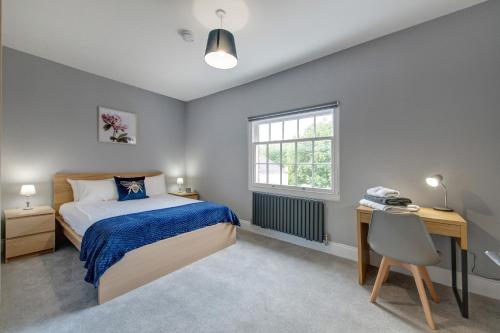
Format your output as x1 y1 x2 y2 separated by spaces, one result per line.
114 176 149 201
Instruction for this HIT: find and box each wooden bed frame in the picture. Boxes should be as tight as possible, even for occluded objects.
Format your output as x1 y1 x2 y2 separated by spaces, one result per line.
53 172 236 304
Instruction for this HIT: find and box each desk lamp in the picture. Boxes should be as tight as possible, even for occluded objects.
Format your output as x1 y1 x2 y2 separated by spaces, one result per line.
425 175 453 211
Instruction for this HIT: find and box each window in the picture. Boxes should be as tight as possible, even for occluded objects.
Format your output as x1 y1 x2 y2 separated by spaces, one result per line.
248 103 339 200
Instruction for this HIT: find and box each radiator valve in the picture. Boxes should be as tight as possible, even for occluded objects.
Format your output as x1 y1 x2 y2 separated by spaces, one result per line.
323 233 329 246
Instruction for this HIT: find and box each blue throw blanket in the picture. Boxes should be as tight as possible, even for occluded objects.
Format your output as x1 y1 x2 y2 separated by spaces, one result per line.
80 201 240 286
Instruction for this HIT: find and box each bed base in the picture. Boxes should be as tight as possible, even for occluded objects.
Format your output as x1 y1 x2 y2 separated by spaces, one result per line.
57 216 236 304
57 216 82 251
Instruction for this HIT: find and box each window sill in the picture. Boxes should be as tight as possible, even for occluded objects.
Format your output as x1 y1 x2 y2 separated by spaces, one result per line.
249 184 340 201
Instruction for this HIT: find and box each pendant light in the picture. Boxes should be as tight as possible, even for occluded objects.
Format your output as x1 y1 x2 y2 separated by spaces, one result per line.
204 9 238 69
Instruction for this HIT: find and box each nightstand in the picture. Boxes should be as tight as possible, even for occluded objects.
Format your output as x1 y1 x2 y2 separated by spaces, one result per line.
168 192 200 200
4 206 55 262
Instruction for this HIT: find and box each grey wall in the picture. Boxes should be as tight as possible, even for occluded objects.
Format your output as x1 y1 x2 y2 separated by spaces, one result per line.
2 48 186 209
185 1 500 276
1 1 4 278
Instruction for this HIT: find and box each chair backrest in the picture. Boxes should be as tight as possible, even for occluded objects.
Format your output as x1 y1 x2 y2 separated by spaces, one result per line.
367 210 440 266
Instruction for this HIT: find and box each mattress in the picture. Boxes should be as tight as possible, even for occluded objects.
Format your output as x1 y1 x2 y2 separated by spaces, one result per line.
59 194 199 236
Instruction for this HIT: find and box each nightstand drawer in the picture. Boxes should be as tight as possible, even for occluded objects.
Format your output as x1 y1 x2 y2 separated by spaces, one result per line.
6 232 55 259
183 194 199 200
5 214 55 238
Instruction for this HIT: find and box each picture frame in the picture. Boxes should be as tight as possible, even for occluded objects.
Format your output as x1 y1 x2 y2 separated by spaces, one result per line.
98 106 137 145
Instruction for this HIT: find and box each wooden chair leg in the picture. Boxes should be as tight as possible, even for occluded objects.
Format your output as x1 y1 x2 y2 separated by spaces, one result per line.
419 266 440 303
370 256 390 303
410 265 437 330
383 266 391 283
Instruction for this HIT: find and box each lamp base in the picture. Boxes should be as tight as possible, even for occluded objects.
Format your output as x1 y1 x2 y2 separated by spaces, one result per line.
23 199 33 210
433 206 454 212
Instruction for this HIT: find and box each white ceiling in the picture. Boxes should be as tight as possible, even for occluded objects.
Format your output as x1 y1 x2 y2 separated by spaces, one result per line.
4 0 485 101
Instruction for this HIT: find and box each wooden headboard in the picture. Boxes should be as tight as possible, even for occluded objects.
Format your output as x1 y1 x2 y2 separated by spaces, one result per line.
53 172 161 214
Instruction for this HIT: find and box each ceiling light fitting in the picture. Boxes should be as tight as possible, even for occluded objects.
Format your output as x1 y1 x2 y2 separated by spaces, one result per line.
204 9 238 69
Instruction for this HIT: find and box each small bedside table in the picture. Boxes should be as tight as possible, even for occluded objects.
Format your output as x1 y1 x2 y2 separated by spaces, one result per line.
4 206 55 262
168 192 200 200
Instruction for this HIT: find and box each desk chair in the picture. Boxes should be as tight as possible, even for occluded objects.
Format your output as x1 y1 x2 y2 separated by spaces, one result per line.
368 210 441 330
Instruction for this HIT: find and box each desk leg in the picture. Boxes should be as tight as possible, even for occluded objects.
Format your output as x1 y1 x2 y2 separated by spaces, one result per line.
357 220 369 285
451 238 469 318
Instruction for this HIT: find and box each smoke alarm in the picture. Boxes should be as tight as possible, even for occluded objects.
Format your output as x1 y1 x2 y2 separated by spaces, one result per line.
178 29 194 42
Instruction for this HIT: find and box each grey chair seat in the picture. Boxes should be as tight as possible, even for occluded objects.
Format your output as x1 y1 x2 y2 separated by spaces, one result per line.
367 210 440 266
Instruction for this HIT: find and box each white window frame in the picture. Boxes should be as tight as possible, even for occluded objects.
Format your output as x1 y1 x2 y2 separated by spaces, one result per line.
248 105 340 201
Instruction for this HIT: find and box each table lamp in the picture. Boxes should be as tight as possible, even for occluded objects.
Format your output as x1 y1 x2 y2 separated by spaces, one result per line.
425 174 453 211
176 177 184 192
20 184 36 210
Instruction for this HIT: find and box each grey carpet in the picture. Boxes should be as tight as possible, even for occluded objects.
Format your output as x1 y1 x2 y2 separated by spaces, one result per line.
1 230 499 333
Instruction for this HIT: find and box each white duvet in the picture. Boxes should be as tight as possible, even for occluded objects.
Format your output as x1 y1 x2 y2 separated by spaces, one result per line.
59 194 200 236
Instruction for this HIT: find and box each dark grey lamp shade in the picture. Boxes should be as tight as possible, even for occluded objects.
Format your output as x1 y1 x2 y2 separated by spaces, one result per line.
204 29 238 69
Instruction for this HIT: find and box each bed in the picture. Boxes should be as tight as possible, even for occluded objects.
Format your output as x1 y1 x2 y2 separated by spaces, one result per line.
53 172 237 304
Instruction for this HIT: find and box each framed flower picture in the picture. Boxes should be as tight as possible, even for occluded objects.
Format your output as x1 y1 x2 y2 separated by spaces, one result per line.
98 107 137 144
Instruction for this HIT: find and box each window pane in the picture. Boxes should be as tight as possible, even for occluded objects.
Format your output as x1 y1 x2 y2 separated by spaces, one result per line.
315 114 333 137
256 144 267 163
258 123 269 142
297 165 312 187
269 164 280 185
314 140 331 163
256 164 267 183
282 165 296 186
282 142 295 165
297 141 312 163
268 144 281 164
298 117 314 138
313 164 332 189
270 122 283 141
283 119 297 140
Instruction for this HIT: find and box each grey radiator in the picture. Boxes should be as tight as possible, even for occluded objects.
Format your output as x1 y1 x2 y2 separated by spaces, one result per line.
252 192 325 243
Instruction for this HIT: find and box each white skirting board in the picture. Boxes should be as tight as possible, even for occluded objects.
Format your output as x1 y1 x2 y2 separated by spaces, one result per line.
238 220 500 301
239 220 357 261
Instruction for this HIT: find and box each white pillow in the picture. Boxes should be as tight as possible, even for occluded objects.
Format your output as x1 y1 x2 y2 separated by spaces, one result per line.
67 179 80 201
67 178 118 203
145 174 167 197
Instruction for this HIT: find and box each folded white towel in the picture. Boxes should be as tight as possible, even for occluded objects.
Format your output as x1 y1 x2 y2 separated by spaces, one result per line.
359 199 419 213
366 186 400 198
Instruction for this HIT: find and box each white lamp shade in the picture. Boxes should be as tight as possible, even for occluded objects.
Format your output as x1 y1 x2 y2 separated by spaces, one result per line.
20 184 36 196
425 174 443 187
176 178 184 185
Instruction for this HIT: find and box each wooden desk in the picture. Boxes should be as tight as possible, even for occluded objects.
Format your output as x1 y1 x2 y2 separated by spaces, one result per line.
356 205 469 318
